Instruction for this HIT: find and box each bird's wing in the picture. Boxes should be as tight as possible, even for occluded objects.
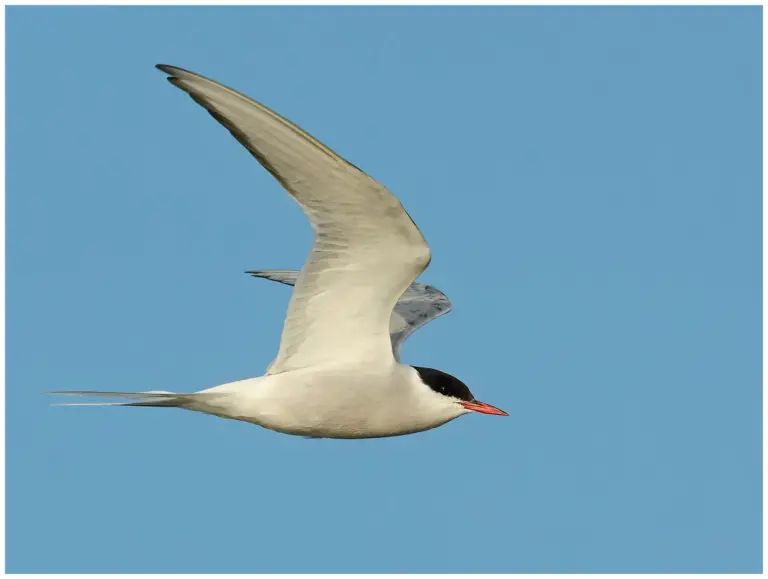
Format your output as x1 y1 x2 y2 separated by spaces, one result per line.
387 281 453 360
247 271 452 361
159 65 431 374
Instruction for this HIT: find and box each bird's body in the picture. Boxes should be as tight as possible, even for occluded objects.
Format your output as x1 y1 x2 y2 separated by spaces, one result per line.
191 363 466 438
50 64 507 438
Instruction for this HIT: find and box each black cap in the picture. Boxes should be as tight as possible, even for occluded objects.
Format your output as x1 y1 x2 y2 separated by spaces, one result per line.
413 366 474 402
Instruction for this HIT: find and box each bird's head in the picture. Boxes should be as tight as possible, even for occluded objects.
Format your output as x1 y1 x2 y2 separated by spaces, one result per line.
413 366 508 417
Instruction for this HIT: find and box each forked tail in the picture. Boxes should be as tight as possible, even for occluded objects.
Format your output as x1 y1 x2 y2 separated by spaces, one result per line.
47 390 194 408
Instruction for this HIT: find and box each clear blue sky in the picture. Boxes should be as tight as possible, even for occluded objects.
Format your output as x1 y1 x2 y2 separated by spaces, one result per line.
7 6 761 573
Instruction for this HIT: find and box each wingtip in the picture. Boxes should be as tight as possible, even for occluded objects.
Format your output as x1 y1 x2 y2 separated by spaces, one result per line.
156 65 183 87
155 65 188 84
156 64 203 81
155 63 176 74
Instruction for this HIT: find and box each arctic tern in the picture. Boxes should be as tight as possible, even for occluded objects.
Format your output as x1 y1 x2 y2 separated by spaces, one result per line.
50 65 507 438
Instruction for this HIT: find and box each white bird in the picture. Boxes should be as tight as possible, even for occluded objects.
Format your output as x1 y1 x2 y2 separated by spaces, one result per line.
247 270 452 364
50 64 507 439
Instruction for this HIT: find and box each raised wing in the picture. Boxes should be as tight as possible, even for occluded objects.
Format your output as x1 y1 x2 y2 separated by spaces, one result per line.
247 270 452 361
388 281 452 359
158 65 431 373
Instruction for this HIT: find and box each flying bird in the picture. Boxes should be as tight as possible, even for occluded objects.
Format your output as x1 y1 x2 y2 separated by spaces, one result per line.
50 65 507 438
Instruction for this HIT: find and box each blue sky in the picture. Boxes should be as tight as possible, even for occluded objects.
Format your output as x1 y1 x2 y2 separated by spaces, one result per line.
6 6 761 573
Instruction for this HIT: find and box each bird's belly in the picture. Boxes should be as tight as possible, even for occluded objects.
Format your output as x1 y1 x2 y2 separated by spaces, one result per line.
253 408 450 439
248 396 441 439
243 377 450 439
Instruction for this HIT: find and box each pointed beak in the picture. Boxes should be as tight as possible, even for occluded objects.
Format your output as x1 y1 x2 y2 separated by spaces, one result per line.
460 400 508 416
